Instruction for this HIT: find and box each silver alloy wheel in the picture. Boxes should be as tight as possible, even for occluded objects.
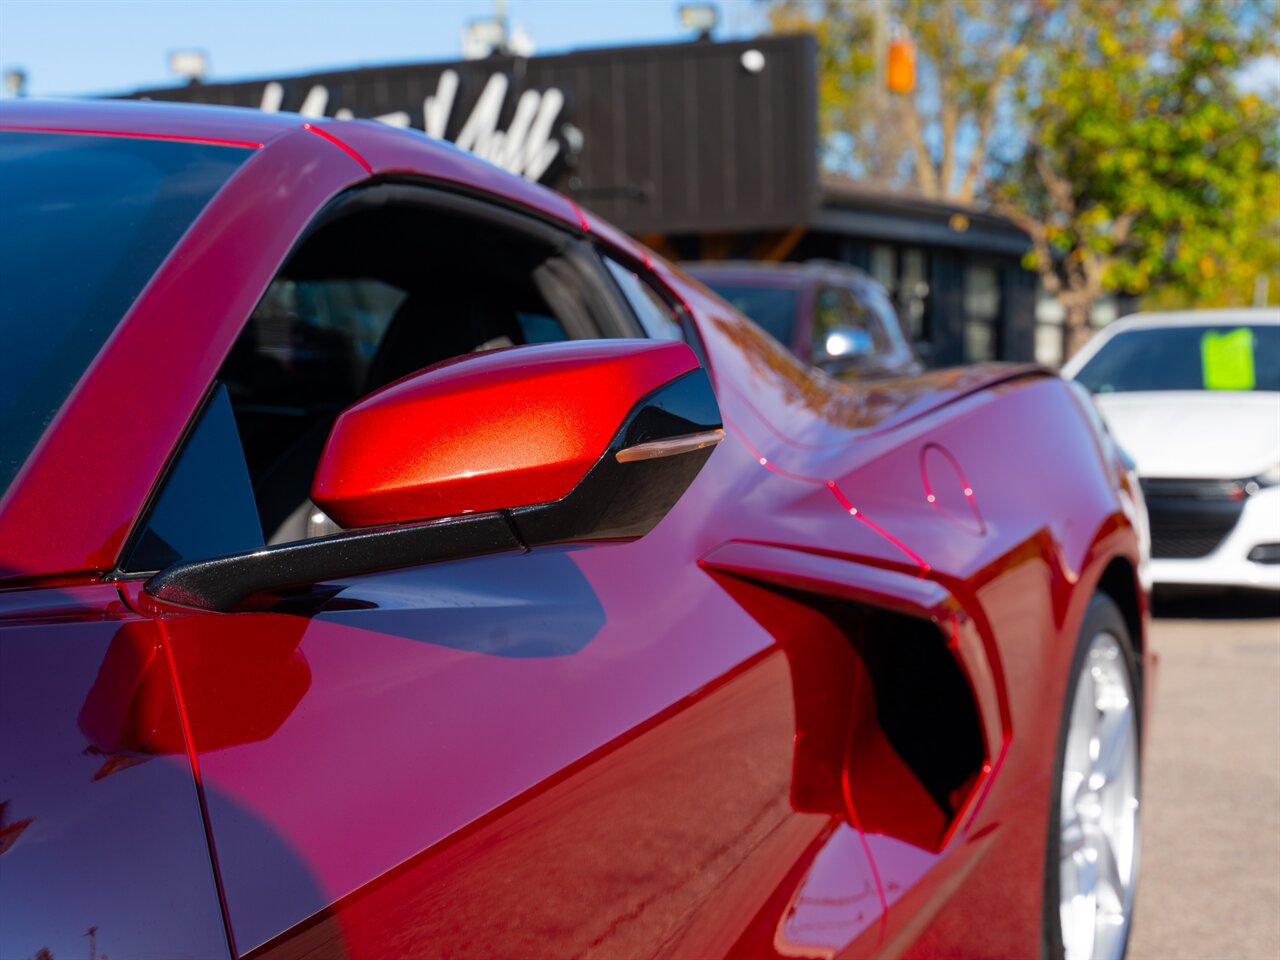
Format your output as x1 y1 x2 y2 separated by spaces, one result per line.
1059 630 1140 960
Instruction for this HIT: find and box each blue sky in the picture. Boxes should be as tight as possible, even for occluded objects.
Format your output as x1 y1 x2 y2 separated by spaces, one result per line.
0 0 767 97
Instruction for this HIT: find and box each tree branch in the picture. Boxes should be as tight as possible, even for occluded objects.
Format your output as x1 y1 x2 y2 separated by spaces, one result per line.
994 195 1062 295
959 81 1001 202
940 99 959 197
1111 210 1138 248
898 94 940 197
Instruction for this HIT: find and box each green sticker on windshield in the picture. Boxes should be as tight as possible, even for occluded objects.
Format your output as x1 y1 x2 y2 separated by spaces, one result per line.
1201 327 1255 390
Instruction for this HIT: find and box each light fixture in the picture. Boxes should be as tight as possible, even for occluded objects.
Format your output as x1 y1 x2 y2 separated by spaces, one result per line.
3 68 27 98
679 4 719 40
168 50 208 85
740 49 766 74
462 18 506 59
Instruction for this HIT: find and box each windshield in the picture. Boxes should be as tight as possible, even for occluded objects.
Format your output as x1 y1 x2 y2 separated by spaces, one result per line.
1074 324 1280 393
0 131 250 496
703 283 799 348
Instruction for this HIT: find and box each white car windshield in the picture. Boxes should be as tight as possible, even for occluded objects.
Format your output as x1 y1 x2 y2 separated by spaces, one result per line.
1074 324 1280 393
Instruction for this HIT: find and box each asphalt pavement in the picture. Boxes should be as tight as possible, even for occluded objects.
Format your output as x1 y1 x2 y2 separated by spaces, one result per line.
1127 591 1280 960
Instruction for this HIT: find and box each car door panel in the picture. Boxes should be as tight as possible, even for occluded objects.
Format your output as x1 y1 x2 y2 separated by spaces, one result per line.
0 585 230 960
146 529 886 956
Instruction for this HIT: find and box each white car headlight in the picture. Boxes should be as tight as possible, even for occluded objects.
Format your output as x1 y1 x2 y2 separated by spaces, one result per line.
1246 462 1280 496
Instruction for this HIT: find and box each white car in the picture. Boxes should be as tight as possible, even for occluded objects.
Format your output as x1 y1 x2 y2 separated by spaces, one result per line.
1063 308 1280 592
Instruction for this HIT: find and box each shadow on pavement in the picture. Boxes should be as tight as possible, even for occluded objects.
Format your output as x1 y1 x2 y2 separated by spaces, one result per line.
1151 586 1280 620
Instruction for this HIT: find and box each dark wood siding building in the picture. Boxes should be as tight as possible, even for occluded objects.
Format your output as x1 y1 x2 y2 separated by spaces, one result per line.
126 35 1037 367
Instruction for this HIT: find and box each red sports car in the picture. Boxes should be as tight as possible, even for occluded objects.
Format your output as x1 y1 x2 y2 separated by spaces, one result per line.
0 101 1149 960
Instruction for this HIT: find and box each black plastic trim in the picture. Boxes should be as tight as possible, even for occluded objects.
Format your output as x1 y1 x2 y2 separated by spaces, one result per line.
146 512 521 611
320 180 578 253
1248 543 1280 565
510 368 721 545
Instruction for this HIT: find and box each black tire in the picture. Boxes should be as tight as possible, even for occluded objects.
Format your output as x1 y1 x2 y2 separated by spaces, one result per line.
1042 592 1143 960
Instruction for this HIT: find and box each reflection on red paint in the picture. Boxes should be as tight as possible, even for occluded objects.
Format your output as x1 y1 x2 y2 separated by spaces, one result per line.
567 199 592 233
920 442 987 536
724 414 931 573
774 823 882 956
78 622 185 756
303 122 373 174
0 124 264 148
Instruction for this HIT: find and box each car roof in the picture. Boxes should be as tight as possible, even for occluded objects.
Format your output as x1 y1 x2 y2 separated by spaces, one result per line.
1103 308 1280 330
683 259 876 289
0 98 585 232
0 97 303 144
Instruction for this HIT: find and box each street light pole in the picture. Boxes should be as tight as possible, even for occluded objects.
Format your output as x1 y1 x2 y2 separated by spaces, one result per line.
870 0 889 175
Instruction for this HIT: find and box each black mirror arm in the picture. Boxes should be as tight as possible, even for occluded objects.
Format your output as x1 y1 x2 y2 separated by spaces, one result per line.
143 368 723 613
143 513 522 612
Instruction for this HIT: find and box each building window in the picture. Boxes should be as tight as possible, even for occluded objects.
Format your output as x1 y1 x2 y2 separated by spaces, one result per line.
899 247 929 344
1034 290 1124 368
870 244 896 291
1035 293 1065 367
963 264 1001 362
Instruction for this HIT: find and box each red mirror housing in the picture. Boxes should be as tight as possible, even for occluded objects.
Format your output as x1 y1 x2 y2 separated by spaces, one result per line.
313 339 710 529
147 338 721 611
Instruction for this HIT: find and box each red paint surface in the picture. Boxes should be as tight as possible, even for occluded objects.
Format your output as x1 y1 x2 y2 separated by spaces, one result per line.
314 340 699 527
0 98 297 145
0 124 264 148
302 121 373 173
1 101 1150 960
0 586 230 959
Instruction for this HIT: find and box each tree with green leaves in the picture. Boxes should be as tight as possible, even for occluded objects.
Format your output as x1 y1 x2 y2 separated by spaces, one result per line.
766 0 1280 357
767 0 1043 201
996 0 1280 354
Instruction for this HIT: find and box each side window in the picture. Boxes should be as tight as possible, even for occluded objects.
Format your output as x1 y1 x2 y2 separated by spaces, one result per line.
812 285 896 363
126 186 625 567
812 287 848 356
859 285 910 353
603 257 684 341
517 312 569 344
121 385 263 573
846 285 896 353
223 277 407 504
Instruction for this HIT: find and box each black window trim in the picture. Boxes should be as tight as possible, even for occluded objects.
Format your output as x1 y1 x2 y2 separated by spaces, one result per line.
593 243 709 366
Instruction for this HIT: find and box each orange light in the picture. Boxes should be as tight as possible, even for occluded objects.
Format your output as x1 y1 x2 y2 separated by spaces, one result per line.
615 429 724 463
887 37 915 94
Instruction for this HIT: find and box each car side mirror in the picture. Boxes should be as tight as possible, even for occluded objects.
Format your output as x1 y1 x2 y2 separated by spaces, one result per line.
816 326 875 365
145 340 722 611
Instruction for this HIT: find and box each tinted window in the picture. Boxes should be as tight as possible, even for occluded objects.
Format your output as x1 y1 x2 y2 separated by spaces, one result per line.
813 286 893 355
860 285 911 353
219 188 585 546
1074 324 1280 393
703 283 798 347
223 276 409 543
603 258 683 341
812 287 849 356
123 385 262 573
0 131 249 496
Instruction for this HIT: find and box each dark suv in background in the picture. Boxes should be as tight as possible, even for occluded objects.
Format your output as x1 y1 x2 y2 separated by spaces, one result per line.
685 260 922 380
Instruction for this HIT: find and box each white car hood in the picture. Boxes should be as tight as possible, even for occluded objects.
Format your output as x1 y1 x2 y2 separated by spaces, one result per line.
1092 391 1280 479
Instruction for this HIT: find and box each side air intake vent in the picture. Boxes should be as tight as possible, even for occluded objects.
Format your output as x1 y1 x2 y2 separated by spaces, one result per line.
706 571 988 852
